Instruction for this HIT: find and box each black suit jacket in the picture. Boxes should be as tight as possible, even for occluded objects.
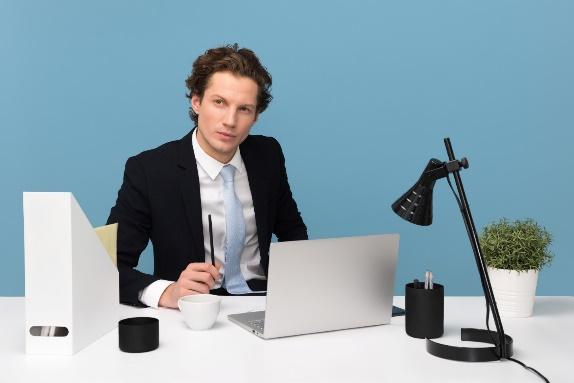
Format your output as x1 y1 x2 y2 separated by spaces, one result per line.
107 130 308 306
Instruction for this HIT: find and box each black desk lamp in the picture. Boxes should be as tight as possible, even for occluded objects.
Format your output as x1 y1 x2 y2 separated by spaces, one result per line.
392 137 513 362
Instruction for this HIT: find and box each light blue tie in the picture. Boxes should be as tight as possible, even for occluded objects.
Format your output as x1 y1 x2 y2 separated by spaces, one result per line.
220 165 252 294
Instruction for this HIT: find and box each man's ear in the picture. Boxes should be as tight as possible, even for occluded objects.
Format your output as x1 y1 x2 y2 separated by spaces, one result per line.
191 94 202 114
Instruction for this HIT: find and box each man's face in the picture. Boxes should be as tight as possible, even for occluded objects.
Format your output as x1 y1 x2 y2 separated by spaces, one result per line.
192 71 259 163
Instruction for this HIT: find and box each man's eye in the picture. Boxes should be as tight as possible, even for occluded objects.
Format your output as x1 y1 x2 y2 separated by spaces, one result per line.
214 99 224 105
240 107 253 113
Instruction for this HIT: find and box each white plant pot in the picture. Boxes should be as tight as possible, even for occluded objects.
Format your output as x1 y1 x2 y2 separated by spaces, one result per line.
487 267 539 318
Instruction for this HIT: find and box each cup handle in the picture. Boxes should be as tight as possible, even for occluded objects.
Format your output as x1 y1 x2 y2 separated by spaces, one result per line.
177 299 182 312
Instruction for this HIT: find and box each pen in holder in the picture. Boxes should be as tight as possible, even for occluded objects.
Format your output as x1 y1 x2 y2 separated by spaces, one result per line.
405 282 444 339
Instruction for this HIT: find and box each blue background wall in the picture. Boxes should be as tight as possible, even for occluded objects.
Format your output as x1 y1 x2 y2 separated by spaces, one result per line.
1 1 572 296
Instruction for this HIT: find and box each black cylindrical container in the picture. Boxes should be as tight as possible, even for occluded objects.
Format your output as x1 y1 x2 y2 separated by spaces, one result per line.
405 282 444 339
118 317 159 353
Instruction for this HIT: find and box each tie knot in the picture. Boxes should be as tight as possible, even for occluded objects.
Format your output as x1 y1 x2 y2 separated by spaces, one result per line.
220 165 236 183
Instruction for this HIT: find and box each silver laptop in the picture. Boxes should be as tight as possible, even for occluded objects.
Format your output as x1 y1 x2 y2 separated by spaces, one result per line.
228 234 399 339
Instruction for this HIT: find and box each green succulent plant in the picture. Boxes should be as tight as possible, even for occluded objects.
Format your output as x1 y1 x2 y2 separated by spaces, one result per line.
479 218 553 272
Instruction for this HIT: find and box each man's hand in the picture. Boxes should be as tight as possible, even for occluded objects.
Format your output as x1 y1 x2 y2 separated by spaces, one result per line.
159 262 221 309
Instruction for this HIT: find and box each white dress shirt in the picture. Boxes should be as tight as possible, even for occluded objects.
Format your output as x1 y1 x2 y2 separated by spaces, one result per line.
139 130 265 308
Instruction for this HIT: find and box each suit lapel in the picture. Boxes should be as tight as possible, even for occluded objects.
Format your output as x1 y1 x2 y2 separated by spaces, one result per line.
241 137 270 252
177 130 205 261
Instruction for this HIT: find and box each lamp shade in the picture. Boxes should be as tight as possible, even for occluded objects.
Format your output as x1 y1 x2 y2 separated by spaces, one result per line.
391 159 444 226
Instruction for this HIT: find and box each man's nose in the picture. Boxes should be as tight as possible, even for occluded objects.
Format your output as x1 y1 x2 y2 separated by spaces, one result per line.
223 108 237 127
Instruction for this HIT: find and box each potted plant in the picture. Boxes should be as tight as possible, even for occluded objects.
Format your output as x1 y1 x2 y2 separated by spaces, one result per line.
479 218 553 317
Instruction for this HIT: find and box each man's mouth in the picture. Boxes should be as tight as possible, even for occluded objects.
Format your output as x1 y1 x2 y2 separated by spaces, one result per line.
217 131 236 139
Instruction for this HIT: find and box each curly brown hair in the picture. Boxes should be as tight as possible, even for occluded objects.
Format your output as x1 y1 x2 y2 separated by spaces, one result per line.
185 44 273 125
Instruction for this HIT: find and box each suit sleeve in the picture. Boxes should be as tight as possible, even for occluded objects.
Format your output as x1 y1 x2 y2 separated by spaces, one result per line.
107 156 160 306
272 139 309 241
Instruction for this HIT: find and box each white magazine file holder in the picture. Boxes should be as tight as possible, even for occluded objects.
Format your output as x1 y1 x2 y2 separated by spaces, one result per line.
23 192 119 355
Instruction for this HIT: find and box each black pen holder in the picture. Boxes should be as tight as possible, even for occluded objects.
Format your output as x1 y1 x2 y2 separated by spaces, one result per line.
405 282 444 339
118 317 159 353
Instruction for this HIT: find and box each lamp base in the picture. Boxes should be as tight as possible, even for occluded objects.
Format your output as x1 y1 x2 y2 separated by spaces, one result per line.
426 328 513 362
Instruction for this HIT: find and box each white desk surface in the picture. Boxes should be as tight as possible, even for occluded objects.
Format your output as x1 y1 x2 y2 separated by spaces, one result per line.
1 296 572 383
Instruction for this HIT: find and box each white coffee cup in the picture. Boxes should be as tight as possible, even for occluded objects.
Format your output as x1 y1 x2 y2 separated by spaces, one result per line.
178 294 221 330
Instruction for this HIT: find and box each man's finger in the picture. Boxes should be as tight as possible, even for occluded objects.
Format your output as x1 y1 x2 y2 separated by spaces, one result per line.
187 262 220 277
180 275 212 292
186 280 210 294
186 262 212 272
194 271 215 287
181 268 216 286
207 264 220 281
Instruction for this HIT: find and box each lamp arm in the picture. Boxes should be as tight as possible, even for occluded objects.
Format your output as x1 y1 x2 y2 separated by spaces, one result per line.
443 138 509 358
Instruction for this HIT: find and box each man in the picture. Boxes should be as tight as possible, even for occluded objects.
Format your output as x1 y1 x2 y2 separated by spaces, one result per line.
107 44 308 309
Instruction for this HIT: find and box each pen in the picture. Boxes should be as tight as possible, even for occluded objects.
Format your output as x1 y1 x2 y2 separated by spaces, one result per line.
429 271 434 289
208 214 215 266
424 271 429 289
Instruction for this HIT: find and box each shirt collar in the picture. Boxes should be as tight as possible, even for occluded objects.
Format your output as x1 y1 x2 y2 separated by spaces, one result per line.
192 128 244 181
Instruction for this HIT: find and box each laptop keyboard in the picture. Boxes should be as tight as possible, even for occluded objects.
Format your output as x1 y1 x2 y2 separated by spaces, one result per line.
248 319 265 333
